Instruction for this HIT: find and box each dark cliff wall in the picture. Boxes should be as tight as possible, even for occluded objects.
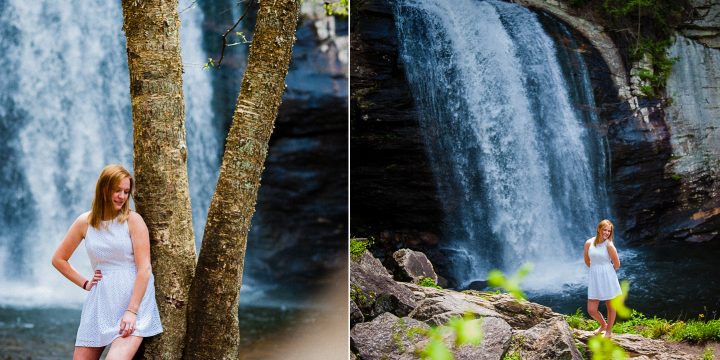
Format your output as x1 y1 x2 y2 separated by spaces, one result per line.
350 0 443 244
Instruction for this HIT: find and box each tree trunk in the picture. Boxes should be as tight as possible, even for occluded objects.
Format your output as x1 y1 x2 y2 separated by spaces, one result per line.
122 1 197 358
184 0 300 358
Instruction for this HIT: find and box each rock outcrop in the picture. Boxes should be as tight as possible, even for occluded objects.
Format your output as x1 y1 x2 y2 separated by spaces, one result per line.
680 0 720 48
392 248 439 284
350 250 581 359
351 250 705 360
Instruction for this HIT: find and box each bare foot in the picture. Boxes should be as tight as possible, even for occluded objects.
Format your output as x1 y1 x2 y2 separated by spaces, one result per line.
603 329 613 338
593 325 606 335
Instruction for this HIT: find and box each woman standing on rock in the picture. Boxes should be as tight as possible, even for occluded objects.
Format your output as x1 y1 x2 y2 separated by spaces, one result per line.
52 164 163 359
584 219 622 338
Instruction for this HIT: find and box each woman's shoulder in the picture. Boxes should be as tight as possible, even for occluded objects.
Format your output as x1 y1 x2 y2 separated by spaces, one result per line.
127 211 147 227
76 211 91 224
585 237 595 244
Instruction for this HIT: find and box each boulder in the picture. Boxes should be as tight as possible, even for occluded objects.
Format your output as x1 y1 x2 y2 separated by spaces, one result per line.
405 285 554 329
351 299 364 326
454 317 513 360
392 248 439 283
350 312 430 360
512 316 583 360
351 251 418 318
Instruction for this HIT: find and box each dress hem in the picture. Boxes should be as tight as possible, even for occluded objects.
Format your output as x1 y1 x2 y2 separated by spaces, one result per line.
75 329 163 347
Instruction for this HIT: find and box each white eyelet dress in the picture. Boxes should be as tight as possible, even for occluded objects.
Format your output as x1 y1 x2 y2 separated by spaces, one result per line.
587 238 622 301
75 218 163 347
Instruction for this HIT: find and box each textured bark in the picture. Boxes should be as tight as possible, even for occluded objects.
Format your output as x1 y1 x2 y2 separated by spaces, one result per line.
184 0 300 359
122 1 197 358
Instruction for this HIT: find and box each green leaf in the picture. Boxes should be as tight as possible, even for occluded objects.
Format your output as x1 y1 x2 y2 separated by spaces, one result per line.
610 281 631 319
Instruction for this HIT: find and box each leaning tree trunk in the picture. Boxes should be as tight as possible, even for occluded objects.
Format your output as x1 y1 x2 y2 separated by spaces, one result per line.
184 0 300 358
122 1 197 358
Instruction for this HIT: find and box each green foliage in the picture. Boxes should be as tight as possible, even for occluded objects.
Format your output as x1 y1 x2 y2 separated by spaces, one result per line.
602 0 653 16
701 347 715 360
502 352 523 360
350 236 374 261
487 263 532 300
418 277 442 289
609 281 631 319
202 57 215 71
567 308 720 343
323 0 349 17
670 319 720 342
565 309 600 331
350 284 375 308
418 314 483 360
670 174 682 182
631 39 678 97
588 335 628 360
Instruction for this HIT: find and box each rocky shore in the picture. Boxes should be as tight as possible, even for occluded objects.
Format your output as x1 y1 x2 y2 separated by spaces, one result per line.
350 248 710 360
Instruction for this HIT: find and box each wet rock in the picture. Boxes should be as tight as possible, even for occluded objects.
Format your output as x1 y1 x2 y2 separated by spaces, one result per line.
512 316 583 360
350 312 430 360
351 251 418 318
392 248 438 284
574 330 696 360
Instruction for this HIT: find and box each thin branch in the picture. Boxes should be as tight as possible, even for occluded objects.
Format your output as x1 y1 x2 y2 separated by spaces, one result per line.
217 0 257 67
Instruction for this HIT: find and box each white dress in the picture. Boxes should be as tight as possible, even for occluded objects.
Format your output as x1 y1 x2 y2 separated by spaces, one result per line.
75 218 163 347
587 238 622 300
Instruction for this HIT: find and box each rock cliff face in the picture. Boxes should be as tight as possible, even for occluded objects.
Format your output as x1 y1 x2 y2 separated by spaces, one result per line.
351 0 720 247
350 0 444 248
681 0 720 48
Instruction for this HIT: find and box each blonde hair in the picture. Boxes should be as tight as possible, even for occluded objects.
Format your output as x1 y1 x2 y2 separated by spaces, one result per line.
88 164 133 229
594 219 614 246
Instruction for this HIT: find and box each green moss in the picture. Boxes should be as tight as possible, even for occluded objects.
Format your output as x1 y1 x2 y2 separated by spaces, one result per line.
350 236 374 261
350 284 375 308
502 352 523 360
670 174 682 182
418 277 442 289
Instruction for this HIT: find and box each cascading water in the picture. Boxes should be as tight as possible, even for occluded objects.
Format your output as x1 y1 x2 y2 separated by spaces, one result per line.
393 0 610 289
0 0 222 307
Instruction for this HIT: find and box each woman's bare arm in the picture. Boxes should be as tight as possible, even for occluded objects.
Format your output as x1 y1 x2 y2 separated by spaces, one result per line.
126 212 152 314
607 242 620 270
51 212 93 289
584 239 591 267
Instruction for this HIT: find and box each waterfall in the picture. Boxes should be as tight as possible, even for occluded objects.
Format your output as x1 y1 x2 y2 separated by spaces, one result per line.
666 35 720 177
394 0 609 289
0 0 221 307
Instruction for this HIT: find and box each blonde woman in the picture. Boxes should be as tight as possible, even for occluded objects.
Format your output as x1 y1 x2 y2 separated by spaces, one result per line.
52 165 162 359
584 219 622 338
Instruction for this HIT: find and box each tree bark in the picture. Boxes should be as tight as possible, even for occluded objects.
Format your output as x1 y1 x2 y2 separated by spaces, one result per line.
184 0 300 358
122 1 197 358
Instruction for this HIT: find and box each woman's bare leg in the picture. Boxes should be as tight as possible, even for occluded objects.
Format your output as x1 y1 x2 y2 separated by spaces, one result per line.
587 299 607 334
605 300 617 338
105 336 143 360
73 346 104 360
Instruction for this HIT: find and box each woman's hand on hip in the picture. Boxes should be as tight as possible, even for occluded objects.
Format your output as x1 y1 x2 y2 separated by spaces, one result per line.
84 270 102 291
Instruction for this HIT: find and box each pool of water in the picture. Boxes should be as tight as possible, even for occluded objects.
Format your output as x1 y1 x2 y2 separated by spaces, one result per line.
523 242 720 320
0 304 310 359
